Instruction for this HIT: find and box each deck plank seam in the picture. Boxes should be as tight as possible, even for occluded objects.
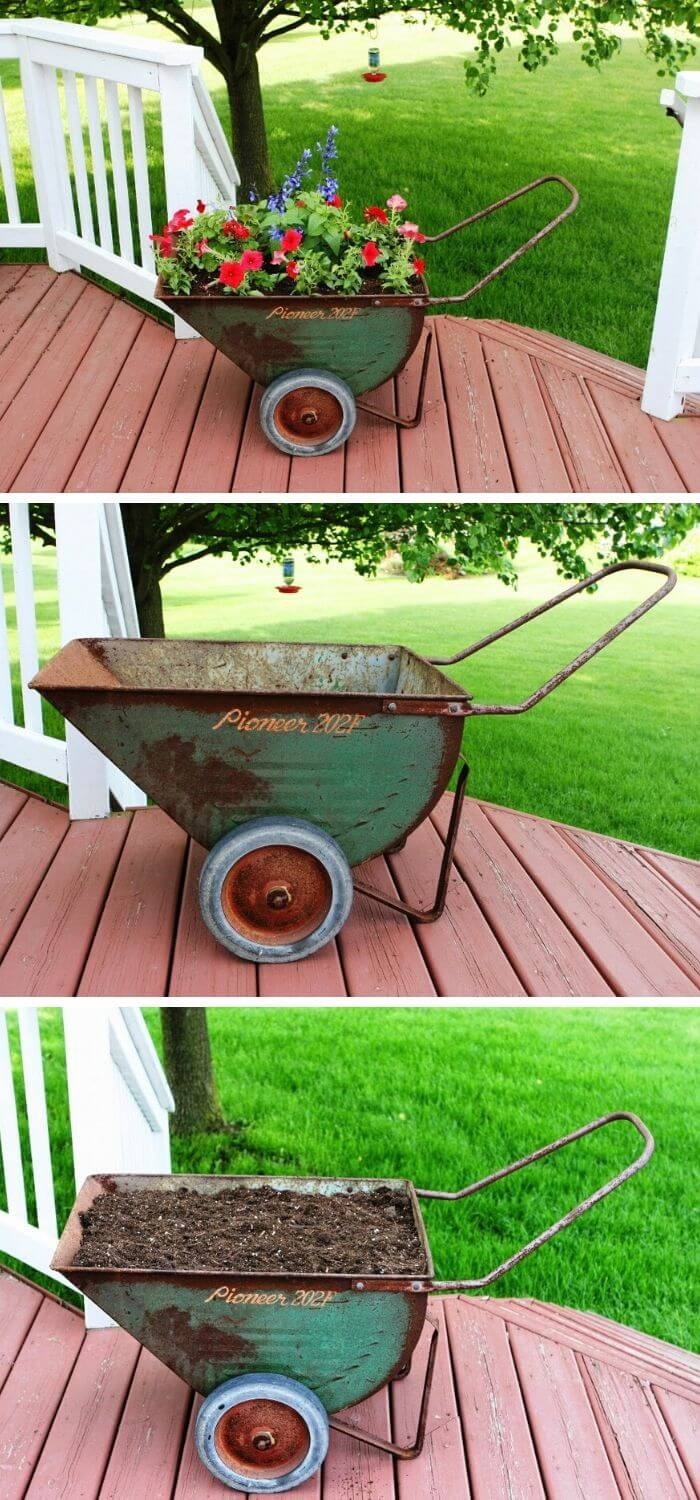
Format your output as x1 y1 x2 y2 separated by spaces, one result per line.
58 811 135 1000
440 1299 475 1497
0 809 73 965
651 415 696 494
429 807 535 996
0 268 61 364
573 1351 636 1499
576 375 631 490
0 278 92 425
20 1312 88 1490
431 323 461 494
477 329 517 490
555 825 700 989
643 1381 699 1498
166 344 219 495
482 805 659 998
635 849 700 916
529 357 582 489
112 338 185 494
0 787 30 841
587 380 687 494
165 834 201 998
330 922 352 1000
503 1318 551 1498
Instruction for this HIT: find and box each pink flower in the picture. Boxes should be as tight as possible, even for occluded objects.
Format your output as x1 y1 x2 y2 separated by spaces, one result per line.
271 249 287 266
281 228 303 253
240 248 264 272
362 240 381 267
387 194 407 211
219 260 246 289
286 259 299 280
195 238 209 257
398 222 426 241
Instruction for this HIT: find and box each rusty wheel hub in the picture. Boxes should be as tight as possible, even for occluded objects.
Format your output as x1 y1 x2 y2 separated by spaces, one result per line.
274 386 344 446
214 1398 310 1480
221 843 333 946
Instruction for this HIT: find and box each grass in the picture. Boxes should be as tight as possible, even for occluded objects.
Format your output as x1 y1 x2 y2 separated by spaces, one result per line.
3 539 698 857
1 1006 698 1350
0 18 686 366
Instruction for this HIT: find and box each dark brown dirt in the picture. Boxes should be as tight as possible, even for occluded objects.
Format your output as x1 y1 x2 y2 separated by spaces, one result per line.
74 1184 428 1275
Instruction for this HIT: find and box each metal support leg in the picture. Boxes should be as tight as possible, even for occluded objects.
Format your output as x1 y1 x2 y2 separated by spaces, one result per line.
329 1320 439 1460
356 329 433 430
353 760 469 923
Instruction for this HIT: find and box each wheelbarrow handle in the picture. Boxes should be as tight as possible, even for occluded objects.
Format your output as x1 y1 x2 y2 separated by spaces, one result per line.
430 561 676 715
424 175 579 307
418 1111 654 1292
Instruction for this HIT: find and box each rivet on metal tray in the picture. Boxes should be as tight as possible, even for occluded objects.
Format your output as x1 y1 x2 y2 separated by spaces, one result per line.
355 1280 365 1290
387 702 397 713
411 1281 424 1292
448 703 460 715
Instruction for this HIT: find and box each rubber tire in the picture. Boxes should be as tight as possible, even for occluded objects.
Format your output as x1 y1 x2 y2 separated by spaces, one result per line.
199 816 354 964
195 1373 329 1493
259 368 356 456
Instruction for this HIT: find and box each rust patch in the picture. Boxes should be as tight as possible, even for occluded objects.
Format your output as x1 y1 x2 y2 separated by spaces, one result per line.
143 1304 256 1376
133 734 271 809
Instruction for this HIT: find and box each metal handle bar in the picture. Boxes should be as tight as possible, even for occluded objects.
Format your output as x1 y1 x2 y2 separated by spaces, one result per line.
430 561 676 715
424 174 579 307
418 1110 654 1291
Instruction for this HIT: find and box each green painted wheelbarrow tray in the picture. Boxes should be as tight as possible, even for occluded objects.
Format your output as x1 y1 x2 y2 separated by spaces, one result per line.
31 562 675 965
53 1113 653 1493
156 176 578 457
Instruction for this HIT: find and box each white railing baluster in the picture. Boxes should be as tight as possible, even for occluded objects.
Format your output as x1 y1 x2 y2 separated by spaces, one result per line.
0 561 14 726
0 84 20 223
8 502 43 735
0 1011 28 1223
63 69 95 244
104 79 133 262
643 73 700 418
17 1010 58 1241
84 73 113 253
127 83 154 270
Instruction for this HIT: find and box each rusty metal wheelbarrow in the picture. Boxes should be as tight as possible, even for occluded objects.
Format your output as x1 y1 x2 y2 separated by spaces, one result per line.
53 1112 653 1493
31 561 675 964
156 176 578 457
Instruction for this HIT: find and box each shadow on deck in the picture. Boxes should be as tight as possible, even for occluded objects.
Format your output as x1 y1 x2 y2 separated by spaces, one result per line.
0 780 697 998
0 1268 698 1498
1 264 699 493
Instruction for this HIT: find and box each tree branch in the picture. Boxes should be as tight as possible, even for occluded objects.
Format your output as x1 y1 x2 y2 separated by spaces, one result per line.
160 546 216 577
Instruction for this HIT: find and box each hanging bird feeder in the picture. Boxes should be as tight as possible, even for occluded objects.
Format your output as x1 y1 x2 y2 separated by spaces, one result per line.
276 557 301 594
363 30 386 82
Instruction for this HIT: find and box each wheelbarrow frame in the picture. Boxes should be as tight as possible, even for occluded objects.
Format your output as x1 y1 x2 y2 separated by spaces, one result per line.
53 1112 653 1468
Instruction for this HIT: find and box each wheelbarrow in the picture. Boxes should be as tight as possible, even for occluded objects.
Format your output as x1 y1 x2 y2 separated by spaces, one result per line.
156 176 579 457
31 561 675 963
52 1112 653 1493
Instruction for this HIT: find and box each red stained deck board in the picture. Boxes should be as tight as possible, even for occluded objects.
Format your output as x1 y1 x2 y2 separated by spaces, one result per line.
581 1356 694 1498
0 1273 42 1396
0 275 87 422
486 805 697 997
0 782 27 838
120 337 215 493
588 380 686 491
0 1297 84 1500
0 265 55 354
0 812 131 998
397 327 458 491
0 797 68 961
345 379 401 493
25 1327 140 1500
388 816 526 996
508 1321 620 1498
638 848 700 910
12 299 144 492
324 1388 395 1500
393 1303 471 1499
173 1397 247 1499
176 354 252 492
257 937 347 998
435 318 513 491
168 840 256 998
653 1386 700 1492
66 317 175 492
231 385 291 491
432 798 611 996
445 1297 545 1499
338 854 436 997
98 1348 191 1500
77 808 187 997
653 413 700 490
482 335 572 492
533 358 627 490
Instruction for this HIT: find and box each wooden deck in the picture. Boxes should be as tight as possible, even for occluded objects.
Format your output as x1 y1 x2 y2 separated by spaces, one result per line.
0 780 698 998
1 262 699 493
1 1268 698 1498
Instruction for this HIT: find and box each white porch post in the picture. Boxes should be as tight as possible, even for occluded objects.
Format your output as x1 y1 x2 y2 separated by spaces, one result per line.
159 60 200 340
642 74 700 419
54 503 112 819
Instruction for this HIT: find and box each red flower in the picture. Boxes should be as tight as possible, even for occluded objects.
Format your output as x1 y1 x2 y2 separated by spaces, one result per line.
362 240 381 267
150 232 175 258
240 248 264 271
166 208 193 232
412 256 426 276
398 222 426 242
195 238 209 257
286 260 300 280
364 205 389 225
223 220 250 239
281 228 303 253
330 194 343 208
219 260 246 289
196 199 206 214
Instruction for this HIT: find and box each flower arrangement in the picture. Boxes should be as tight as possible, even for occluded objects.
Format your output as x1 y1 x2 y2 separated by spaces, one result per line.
153 128 427 299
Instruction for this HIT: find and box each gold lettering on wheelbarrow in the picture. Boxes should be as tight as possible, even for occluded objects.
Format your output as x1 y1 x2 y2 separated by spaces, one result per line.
266 305 360 321
204 1285 338 1308
213 708 366 737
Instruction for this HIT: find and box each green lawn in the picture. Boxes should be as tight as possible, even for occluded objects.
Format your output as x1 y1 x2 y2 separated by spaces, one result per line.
3 540 698 857
1 1007 698 1350
0 18 685 366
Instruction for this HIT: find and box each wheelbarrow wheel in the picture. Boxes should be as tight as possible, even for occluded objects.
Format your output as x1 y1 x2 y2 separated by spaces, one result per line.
195 1373 329 1492
260 369 356 455
199 816 354 963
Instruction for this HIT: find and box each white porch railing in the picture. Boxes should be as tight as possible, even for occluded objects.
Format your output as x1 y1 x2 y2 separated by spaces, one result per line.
643 72 700 419
0 1006 173 1327
0 500 146 818
0 19 239 337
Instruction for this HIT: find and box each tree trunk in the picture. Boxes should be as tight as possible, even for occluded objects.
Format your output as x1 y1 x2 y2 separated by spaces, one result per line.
161 1008 227 1134
225 48 273 199
119 504 167 639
